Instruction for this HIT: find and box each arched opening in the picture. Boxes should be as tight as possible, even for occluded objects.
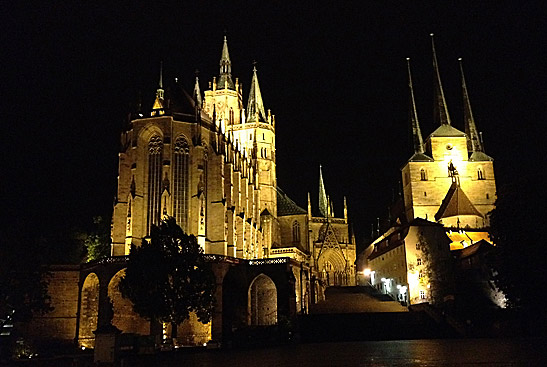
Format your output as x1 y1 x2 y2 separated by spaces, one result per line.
108 269 149 335
292 220 300 245
78 273 99 348
248 274 277 326
318 248 347 286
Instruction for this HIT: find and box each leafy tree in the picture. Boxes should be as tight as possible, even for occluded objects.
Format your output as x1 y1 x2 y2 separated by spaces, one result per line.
119 217 215 338
488 174 547 317
417 230 454 305
0 230 52 324
84 216 111 262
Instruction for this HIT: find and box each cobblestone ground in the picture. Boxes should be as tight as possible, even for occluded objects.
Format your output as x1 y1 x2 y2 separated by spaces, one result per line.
311 286 408 313
6 338 546 366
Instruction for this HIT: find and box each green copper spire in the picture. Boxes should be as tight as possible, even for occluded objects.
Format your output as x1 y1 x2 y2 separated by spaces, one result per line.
407 58 425 154
459 58 483 153
431 34 452 126
246 65 267 122
319 165 328 217
218 36 235 90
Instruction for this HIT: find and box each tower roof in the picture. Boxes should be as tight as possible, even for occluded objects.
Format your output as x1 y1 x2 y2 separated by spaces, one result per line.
152 62 165 112
318 165 328 217
429 124 466 138
431 34 452 126
276 187 307 216
406 58 433 162
435 182 483 221
246 65 267 123
218 36 235 90
459 58 493 161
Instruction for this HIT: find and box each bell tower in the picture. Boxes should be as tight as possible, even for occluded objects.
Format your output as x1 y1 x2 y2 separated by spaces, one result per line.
228 64 277 217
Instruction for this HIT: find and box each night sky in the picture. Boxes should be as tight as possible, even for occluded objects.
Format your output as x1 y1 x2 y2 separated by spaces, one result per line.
2 2 544 245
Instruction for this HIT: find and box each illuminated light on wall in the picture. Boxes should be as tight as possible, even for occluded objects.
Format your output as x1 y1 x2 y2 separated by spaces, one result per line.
363 268 371 276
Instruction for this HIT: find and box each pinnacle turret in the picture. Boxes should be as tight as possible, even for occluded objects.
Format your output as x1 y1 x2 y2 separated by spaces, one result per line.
218 36 235 90
431 34 452 126
152 62 165 114
246 65 267 123
193 70 202 108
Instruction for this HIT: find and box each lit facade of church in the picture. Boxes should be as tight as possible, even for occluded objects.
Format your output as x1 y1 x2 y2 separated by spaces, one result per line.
366 36 498 305
110 36 356 282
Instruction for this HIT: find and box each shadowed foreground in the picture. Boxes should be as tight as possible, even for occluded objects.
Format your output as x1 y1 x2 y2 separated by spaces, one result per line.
8 338 545 366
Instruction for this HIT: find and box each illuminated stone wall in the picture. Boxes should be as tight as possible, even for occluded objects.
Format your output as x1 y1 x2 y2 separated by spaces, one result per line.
369 222 451 305
402 131 496 228
20 266 80 344
78 272 99 348
107 270 149 336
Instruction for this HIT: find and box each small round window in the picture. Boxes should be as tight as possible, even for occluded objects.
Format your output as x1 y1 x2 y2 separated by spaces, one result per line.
446 143 453 150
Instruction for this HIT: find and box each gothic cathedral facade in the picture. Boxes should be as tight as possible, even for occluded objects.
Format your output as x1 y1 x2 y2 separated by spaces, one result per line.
110 37 356 286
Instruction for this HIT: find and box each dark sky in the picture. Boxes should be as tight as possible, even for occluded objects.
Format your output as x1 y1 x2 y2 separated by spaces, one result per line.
2 1 545 243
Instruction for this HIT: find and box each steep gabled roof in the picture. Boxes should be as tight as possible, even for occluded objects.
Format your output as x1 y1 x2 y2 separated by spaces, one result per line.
408 152 434 162
276 187 306 216
435 182 483 221
429 124 466 138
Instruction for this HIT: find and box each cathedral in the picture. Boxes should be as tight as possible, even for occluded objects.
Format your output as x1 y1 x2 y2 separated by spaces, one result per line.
364 36 498 305
18 36 357 351
111 36 356 285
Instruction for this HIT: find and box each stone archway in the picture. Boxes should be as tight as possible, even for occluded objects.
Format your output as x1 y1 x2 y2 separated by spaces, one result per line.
248 274 277 326
318 248 347 286
78 273 99 348
107 269 149 335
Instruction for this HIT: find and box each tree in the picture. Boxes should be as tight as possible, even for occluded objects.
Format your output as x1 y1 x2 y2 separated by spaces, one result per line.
119 218 216 338
488 174 547 316
0 230 52 324
84 216 111 262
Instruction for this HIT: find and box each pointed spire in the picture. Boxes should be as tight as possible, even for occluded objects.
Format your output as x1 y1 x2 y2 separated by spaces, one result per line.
459 58 483 153
407 58 425 154
246 64 267 123
344 196 348 222
431 34 451 126
152 62 165 114
218 36 235 90
319 165 328 217
193 69 202 108
307 192 312 218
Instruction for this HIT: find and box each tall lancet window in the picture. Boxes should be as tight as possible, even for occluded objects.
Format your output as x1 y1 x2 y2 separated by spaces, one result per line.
147 135 163 234
174 136 190 231
292 220 300 245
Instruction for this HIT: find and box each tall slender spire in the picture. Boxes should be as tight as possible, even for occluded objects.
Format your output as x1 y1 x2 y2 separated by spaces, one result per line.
193 70 202 108
246 65 267 123
459 58 483 153
152 62 164 113
319 165 328 217
218 36 234 90
407 58 425 154
431 34 451 126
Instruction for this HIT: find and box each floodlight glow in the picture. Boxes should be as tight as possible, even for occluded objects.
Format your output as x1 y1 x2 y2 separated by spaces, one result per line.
364 268 371 276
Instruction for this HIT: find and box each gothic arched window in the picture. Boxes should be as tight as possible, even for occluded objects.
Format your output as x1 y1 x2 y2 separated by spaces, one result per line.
420 168 427 181
147 135 163 233
173 136 190 231
292 220 300 245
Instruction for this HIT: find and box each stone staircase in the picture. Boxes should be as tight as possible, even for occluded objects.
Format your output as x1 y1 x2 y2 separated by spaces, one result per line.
299 286 461 342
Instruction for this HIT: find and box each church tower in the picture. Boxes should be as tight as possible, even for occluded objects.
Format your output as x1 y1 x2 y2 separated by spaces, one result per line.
401 35 496 229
